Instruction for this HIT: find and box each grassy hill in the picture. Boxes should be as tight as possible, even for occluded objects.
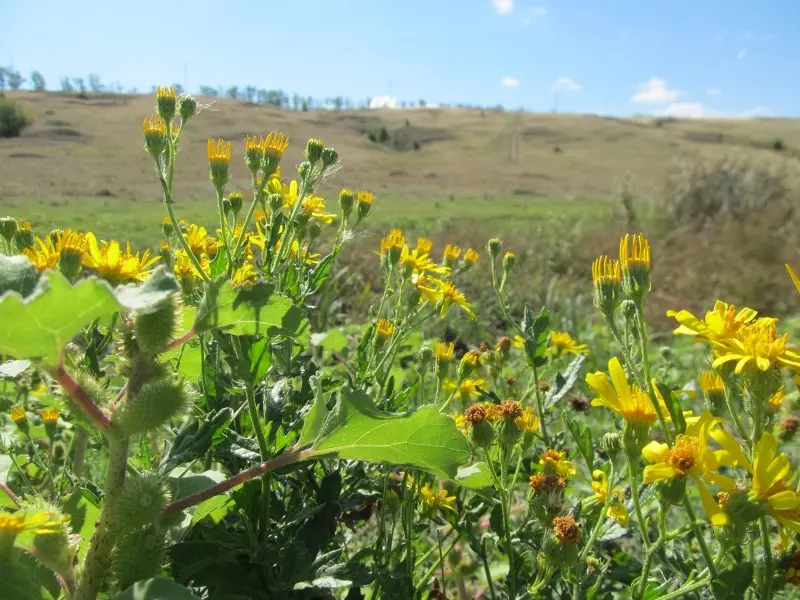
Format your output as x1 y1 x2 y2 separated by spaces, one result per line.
2 92 800 245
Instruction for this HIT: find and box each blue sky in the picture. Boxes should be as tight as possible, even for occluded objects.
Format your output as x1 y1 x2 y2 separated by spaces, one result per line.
3 0 798 117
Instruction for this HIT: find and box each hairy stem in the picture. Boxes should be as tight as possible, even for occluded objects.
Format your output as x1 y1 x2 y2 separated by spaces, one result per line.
52 365 112 431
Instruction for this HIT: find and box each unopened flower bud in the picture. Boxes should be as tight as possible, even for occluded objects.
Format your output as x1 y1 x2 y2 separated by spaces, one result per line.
601 432 622 458
142 115 167 158
298 161 312 180
321 147 338 167
488 237 502 259
502 251 516 274
356 191 373 222
222 197 232 216
417 346 434 371
14 227 34 251
0 217 18 242
162 218 173 238
156 86 177 123
457 350 481 381
305 138 324 163
228 191 243 216
619 233 651 305
339 188 355 218
207 138 232 194
178 94 198 123
268 193 284 212
591 255 622 316
10 406 28 433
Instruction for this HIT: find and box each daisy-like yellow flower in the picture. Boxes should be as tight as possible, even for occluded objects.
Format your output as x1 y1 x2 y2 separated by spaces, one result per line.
711 317 800 374
288 240 321 265
546 330 589 357
436 281 475 319
713 431 800 532
39 408 59 425
463 248 479 265
443 244 462 263
173 249 210 282
23 236 60 272
667 300 758 346
261 130 289 158
380 229 406 255
619 233 650 270
82 233 159 284
642 412 736 524
592 255 621 284
399 243 450 276
539 449 576 478
207 138 232 167
435 341 455 362
10 406 26 424
585 357 659 427
699 371 724 395
231 263 259 288
375 319 397 339
0 511 68 538
298 195 337 224
416 237 433 254
588 470 631 526
515 406 540 433
184 224 220 259
357 190 373 207
444 378 487 399
53 229 86 256
419 483 457 513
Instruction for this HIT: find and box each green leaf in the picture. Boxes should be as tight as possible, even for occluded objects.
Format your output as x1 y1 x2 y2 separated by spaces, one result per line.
0 255 37 297
711 563 753 600
195 278 309 344
563 413 594 472
162 307 201 380
115 266 180 312
545 354 586 409
521 305 550 367
655 382 686 434
0 359 32 378
306 385 470 479
0 271 122 366
111 577 201 600
169 470 227 501
298 378 328 447
0 553 55 600
191 494 233 525
455 462 493 489
304 253 334 295
62 489 100 560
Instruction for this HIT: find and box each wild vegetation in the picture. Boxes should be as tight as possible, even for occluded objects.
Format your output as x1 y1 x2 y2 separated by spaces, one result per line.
3 87 800 600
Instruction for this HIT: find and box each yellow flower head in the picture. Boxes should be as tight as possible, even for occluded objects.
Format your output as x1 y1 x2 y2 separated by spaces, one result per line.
357 190 373 206
515 406 540 433
23 236 60 272
539 449 577 478
380 229 406 254
607 501 630 526
207 138 232 167
592 255 621 284
463 248 480 265
547 330 589 357
0 511 68 538
667 300 758 345
399 244 450 276
619 233 650 270
443 244 462 263
437 282 475 319
699 371 724 395
436 341 455 362
231 263 259 288
10 406 26 424
142 114 167 137
82 233 159 284
444 378 487 399
585 357 658 427
261 130 289 158
53 229 86 255
416 237 433 254
375 319 397 339
419 483 457 513
711 317 800 374
156 85 176 101
591 469 609 504
173 249 210 282
39 408 59 425
299 195 337 224
184 223 220 259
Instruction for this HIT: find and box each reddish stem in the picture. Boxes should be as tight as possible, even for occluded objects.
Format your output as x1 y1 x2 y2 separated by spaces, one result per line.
0 481 20 507
51 364 112 431
162 447 315 516
166 327 197 351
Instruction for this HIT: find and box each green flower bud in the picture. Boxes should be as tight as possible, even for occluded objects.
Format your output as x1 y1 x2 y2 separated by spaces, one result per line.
297 161 312 180
338 188 355 218
654 476 688 506
142 115 168 158
305 138 324 163
33 521 76 582
113 376 192 435
228 191 243 216
502 251 517 274
457 350 481 381
178 94 198 123
619 233 651 305
385 488 401 517
268 193 284 212
321 147 339 167
601 432 623 458
133 295 182 356
0 217 19 242
111 473 171 532
416 346 434 371
14 228 34 251
156 86 177 123
487 237 502 259
356 191 373 222
112 525 166 589
222 197 232 216
70 371 111 429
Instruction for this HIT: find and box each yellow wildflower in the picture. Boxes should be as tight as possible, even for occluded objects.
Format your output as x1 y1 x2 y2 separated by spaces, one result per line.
357 190 373 207
435 342 455 362
399 243 450 276
416 237 433 254
619 233 650 270
463 248 479 265
444 378 487 399
380 229 406 255
261 130 289 158
592 255 621 284
0 511 68 537
82 233 159 284
173 249 210 281
436 282 475 319
699 371 724 395
667 300 758 346
585 357 659 427
231 263 259 288
299 195 337 224
443 244 461 262
515 406 540 433
711 317 800 374
184 224 220 258
23 236 60 272
10 406 26 424
39 408 59 425
539 449 576 478
419 483 457 513
547 330 589 357
207 138 232 167
375 319 397 339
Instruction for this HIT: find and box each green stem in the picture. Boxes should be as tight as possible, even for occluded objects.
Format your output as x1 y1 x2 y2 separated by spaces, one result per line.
480 540 499 600
73 437 128 600
635 307 672 444
628 462 650 549
416 531 460 593
531 361 551 445
656 577 711 600
681 497 717 578
759 516 774 599
722 381 749 443
635 537 663 600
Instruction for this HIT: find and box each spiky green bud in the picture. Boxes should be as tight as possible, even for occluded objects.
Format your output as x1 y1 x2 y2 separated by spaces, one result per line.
0 217 18 242
338 188 355 218
305 138 324 163
133 295 182 355
112 525 166 589
113 376 192 435
487 237 502 259
178 95 198 123
268 193 284 212
321 147 338 167
228 191 243 216
111 473 171 532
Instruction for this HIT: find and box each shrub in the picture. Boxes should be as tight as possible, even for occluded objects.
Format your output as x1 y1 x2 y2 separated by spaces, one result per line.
0 98 32 137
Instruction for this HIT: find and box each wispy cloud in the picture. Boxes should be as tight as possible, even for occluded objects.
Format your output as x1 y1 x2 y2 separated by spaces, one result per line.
491 0 514 15
519 5 547 24
631 78 680 104
551 77 583 93
737 48 747 60
706 87 721 96
501 76 520 87
655 102 772 119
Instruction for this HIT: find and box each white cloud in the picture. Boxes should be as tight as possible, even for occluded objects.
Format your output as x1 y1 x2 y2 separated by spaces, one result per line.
631 78 680 104
654 102 773 120
706 87 721 96
491 0 513 15
520 6 548 24
369 95 398 109
737 48 747 60
501 76 520 87
551 77 583 93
